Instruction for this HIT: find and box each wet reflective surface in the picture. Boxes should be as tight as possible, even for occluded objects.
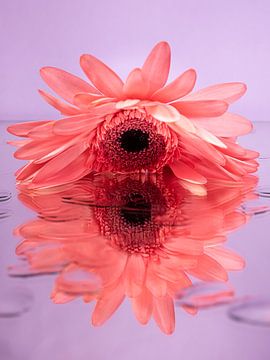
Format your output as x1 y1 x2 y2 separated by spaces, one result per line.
1 121 270 359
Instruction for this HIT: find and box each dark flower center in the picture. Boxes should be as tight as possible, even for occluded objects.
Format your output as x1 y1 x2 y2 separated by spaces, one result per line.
119 129 149 153
120 193 151 226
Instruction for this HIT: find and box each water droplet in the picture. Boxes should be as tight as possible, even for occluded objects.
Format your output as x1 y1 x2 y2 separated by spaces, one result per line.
228 297 270 326
0 191 12 202
0 287 34 318
175 282 234 310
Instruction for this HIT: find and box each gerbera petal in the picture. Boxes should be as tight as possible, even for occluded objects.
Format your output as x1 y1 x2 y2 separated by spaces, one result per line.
31 142 89 183
7 121 50 137
131 288 153 325
152 68 197 102
183 82 247 104
73 93 103 110
16 161 44 181
38 90 81 116
142 41 171 95
124 255 145 297
205 247 245 271
195 127 227 149
173 100 229 118
146 103 180 122
188 254 228 282
123 68 149 99
92 281 125 326
30 151 90 188
152 296 175 335
191 113 253 137
40 67 99 104
178 180 207 196
168 115 196 133
146 271 167 297
170 160 207 184
165 237 204 255
116 99 141 110
80 54 124 97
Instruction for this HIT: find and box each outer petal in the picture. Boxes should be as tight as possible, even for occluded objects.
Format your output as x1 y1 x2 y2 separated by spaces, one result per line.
40 67 99 104
195 127 227 149
123 68 149 99
124 255 145 297
152 68 197 102
170 160 207 184
92 281 125 326
173 100 228 118
80 54 124 98
142 41 171 95
73 93 103 110
146 103 180 122
38 89 81 116
182 82 247 104
131 288 153 325
7 121 50 137
152 296 175 335
191 113 253 137
31 142 89 183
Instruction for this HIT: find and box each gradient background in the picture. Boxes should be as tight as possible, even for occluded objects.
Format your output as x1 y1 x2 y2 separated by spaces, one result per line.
1 0 270 122
1 1 270 359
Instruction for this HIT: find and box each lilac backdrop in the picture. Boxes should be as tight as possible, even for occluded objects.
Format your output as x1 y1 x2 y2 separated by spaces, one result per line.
1 0 270 121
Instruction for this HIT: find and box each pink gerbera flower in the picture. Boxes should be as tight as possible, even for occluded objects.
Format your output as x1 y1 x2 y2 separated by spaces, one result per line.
11 173 257 334
8 42 259 188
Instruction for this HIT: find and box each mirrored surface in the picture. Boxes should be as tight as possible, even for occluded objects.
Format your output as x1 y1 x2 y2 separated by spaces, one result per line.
1 121 270 359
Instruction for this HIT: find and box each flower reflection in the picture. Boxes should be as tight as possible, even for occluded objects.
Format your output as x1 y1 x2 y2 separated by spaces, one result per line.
12 171 257 334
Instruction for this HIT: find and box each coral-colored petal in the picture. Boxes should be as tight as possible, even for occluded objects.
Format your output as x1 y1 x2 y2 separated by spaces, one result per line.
168 115 196 133
30 151 90 188
146 270 167 297
173 100 228 118
188 255 228 282
195 127 227 149
7 121 50 137
40 67 99 104
116 99 141 109
31 142 89 183
181 132 226 165
80 54 124 97
170 160 207 184
73 93 103 110
27 122 54 139
152 68 197 102
123 68 149 99
146 103 180 122
152 296 175 335
206 247 245 271
53 116 104 136
131 288 153 325
38 90 81 116
124 255 145 297
142 41 171 95
92 281 125 326
191 113 253 137
183 82 247 104
178 180 207 196
16 161 44 181
165 237 204 255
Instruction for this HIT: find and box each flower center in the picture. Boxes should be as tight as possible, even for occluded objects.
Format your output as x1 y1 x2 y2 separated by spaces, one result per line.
119 129 149 153
120 193 151 226
94 110 179 173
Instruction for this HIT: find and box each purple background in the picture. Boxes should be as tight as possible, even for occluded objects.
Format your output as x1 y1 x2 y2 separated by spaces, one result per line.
1 0 270 121
1 1 270 359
